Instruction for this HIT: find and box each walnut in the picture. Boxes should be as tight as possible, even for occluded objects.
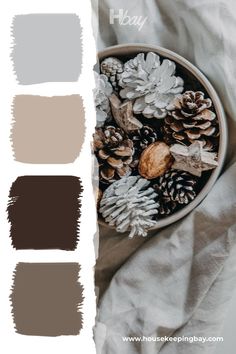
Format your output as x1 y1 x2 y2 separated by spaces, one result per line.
138 142 173 179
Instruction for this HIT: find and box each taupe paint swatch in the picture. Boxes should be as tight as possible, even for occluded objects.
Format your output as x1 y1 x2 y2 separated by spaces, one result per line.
12 14 82 84
8 176 82 250
12 95 85 163
11 263 83 336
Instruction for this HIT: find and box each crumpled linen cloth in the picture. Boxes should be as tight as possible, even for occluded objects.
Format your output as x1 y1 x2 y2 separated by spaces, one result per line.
93 1 236 353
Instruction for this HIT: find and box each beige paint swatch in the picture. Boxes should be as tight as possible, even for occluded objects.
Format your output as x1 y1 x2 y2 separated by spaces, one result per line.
11 263 83 336
11 95 85 163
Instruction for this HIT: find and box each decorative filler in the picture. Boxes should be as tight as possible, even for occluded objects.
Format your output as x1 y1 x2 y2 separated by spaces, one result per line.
94 72 113 127
119 52 184 118
101 57 124 90
99 176 159 238
155 170 197 205
130 125 159 151
138 142 173 179
157 198 177 216
130 126 160 168
93 125 134 182
109 94 143 133
170 142 218 177
163 91 219 151
94 51 220 237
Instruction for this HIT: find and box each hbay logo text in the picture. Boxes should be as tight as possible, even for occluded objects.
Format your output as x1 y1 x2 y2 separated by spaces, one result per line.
110 9 148 32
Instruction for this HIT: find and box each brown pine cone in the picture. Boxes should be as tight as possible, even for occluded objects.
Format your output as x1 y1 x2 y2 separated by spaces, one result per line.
155 170 197 205
158 198 177 216
163 91 219 151
129 126 159 168
153 183 177 216
100 57 124 90
93 125 134 182
130 126 159 150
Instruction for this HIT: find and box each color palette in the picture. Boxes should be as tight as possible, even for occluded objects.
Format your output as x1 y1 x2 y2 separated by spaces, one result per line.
8 12 85 337
11 263 83 336
8 176 82 250
12 14 82 84
12 95 85 164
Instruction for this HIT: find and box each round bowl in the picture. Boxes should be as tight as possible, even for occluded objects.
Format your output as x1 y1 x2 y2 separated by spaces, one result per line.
97 44 228 230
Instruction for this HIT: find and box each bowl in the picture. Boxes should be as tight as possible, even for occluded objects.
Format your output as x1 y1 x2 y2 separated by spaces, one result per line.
97 44 227 230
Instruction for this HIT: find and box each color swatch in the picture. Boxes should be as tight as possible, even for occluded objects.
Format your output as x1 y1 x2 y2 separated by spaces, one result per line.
9 11 85 338
11 263 83 336
12 14 82 84
8 176 82 250
11 95 85 164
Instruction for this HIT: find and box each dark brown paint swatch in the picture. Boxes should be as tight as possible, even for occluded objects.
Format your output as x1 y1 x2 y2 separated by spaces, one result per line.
11 263 83 336
8 176 82 250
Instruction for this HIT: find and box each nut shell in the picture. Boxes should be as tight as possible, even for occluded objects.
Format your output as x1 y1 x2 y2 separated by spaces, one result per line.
138 142 173 179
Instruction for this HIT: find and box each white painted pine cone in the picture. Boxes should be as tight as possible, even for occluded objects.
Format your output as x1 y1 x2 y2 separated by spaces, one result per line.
94 71 113 127
99 176 159 238
119 52 184 119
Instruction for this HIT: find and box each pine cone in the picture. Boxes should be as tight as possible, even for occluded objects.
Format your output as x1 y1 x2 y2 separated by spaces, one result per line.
130 126 159 150
93 126 134 182
163 91 219 151
119 52 184 118
156 170 197 205
153 183 177 216
101 57 124 90
94 71 113 127
129 126 160 168
159 199 177 216
99 176 159 238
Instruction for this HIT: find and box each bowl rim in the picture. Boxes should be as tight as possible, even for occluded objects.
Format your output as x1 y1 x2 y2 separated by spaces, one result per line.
97 43 228 230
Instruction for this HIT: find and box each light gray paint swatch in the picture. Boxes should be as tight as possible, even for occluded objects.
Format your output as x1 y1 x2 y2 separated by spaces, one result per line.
11 14 82 84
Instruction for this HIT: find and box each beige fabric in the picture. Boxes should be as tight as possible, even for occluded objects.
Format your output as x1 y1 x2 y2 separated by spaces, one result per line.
96 224 149 299
94 1 236 353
